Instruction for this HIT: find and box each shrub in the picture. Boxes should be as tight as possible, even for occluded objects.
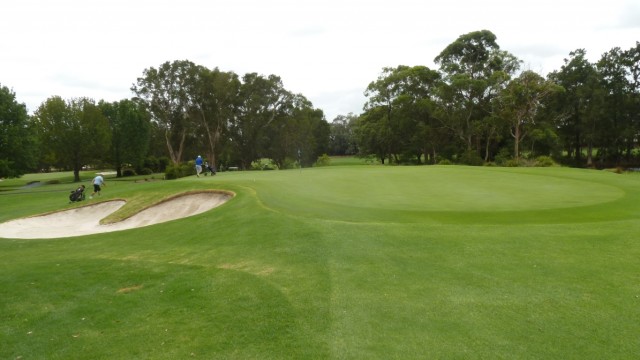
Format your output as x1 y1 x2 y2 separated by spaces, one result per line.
458 150 484 166
438 159 453 165
138 167 153 175
164 163 194 180
315 154 331 167
282 157 298 169
535 156 556 167
505 159 521 167
122 168 136 177
251 158 278 170
494 148 512 166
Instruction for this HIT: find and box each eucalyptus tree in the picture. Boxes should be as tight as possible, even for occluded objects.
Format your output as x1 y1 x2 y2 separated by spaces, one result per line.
0 85 38 177
191 67 240 169
265 94 327 168
329 113 359 156
230 73 292 168
132 60 200 164
434 30 521 159
548 49 603 166
364 65 441 163
354 106 392 164
33 97 111 182
497 70 562 160
596 47 634 164
99 99 151 176
619 42 640 163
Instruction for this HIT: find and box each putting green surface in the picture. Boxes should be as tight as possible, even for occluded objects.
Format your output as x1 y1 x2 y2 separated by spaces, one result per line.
248 166 629 224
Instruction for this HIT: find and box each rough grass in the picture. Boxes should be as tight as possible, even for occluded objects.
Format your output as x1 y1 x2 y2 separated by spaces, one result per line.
1 165 639 359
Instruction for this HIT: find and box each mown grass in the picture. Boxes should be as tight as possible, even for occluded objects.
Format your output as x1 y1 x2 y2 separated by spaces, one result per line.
1 164 639 359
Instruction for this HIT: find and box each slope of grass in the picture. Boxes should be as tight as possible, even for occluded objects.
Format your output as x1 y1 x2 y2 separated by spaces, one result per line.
1 165 639 359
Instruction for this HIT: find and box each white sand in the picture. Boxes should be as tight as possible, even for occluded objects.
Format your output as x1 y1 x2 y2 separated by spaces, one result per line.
0 192 231 239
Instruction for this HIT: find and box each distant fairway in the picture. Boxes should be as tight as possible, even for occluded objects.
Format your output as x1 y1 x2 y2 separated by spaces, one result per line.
1 163 639 359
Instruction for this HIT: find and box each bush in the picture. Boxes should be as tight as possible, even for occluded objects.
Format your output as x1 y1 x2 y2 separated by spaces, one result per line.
535 156 556 167
437 159 454 165
458 150 484 166
251 158 278 170
505 159 521 167
494 148 512 166
145 156 171 173
164 163 194 180
315 154 331 167
138 167 153 175
122 168 136 177
282 157 298 169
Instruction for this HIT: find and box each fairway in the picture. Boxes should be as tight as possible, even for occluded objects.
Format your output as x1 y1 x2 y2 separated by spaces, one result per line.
1 164 639 359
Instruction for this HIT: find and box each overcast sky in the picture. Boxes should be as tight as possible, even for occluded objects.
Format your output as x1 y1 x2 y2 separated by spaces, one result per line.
1 0 638 121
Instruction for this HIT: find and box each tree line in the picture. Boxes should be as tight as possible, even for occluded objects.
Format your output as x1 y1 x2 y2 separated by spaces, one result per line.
332 30 640 168
1 30 639 180
0 61 329 180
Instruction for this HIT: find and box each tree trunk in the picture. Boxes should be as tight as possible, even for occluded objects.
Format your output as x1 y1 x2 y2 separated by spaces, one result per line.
514 124 520 161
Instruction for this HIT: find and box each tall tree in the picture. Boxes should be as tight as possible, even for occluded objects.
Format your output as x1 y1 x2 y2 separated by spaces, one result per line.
548 49 603 166
132 60 200 164
192 67 240 168
265 95 327 168
497 70 561 160
230 73 292 168
434 30 521 158
329 113 359 156
0 85 38 177
354 107 392 164
99 99 151 176
33 97 111 182
364 65 441 163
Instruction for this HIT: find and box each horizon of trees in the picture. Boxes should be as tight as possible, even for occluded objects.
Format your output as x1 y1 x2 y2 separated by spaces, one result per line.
1 30 639 179
343 30 640 167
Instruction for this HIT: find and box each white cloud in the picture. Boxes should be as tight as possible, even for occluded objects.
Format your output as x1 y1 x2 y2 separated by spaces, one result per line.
1 0 638 120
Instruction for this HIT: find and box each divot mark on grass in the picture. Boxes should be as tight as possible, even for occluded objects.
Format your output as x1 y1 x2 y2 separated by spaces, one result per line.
117 285 144 294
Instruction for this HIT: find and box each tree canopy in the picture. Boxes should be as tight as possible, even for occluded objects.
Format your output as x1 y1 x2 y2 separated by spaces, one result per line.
2 31 639 177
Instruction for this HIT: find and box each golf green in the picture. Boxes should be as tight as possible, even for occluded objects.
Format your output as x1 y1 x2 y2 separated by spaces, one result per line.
248 166 627 224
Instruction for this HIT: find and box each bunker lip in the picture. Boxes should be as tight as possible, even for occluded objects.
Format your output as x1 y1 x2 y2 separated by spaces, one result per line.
0 191 233 239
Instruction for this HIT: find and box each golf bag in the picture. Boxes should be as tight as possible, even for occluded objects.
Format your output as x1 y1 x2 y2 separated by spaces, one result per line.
69 185 86 202
204 163 216 176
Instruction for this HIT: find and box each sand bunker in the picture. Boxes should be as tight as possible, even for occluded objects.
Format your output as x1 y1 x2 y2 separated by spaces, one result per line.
0 192 232 239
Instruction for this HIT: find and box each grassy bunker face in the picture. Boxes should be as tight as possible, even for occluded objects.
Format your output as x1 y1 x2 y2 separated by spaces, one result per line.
0 191 233 239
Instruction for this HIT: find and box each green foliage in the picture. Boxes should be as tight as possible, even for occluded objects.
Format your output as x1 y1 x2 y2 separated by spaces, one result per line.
144 156 170 173
437 159 454 165
138 167 153 175
505 159 522 167
315 154 331 167
458 150 484 166
164 163 194 179
122 168 136 177
250 158 278 170
535 155 557 167
0 84 38 178
281 157 299 169
33 97 111 181
99 99 151 175
494 147 512 166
